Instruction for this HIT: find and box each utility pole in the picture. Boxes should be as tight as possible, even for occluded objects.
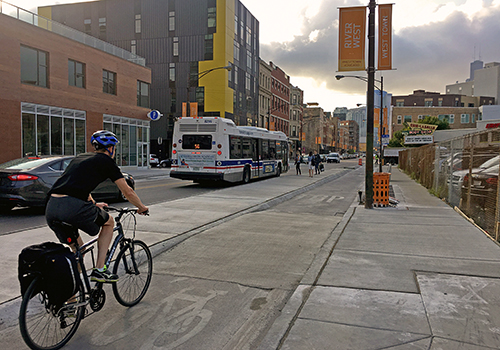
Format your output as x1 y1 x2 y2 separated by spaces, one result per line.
365 0 376 209
379 75 384 172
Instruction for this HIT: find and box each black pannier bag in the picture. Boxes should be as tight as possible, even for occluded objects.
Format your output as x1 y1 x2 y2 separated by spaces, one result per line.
18 242 80 310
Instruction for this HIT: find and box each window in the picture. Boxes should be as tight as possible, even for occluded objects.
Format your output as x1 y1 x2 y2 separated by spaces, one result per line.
169 11 175 31
103 69 117 95
207 6 216 28
169 63 175 82
472 114 475 123
135 14 141 33
230 136 242 158
204 34 213 60
418 115 423 120
21 103 86 156
137 81 150 108
84 19 91 35
99 17 106 40
234 41 240 62
131 40 136 54
438 99 443 106
461 114 470 123
21 46 48 87
424 100 433 107
404 115 412 123
396 101 404 107
68 59 85 88
173 37 179 57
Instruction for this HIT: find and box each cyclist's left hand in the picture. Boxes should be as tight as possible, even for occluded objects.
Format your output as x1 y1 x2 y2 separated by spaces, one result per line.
96 202 109 209
137 206 149 215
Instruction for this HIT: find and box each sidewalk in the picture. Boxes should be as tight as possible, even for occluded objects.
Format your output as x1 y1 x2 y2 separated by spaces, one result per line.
260 167 500 349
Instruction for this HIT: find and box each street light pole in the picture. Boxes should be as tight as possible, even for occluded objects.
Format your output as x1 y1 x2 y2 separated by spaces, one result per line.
186 65 231 117
366 0 376 209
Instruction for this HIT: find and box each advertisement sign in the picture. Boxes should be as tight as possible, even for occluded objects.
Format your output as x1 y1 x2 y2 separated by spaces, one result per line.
378 4 392 70
338 7 366 72
408 122 438 133
177 153 215 170
404 135 434 144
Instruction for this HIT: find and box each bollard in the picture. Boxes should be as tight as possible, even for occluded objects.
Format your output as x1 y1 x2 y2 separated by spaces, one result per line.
358 190 363 204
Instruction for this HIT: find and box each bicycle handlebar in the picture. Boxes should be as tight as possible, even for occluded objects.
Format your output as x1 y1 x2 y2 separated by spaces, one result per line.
103 206 149 216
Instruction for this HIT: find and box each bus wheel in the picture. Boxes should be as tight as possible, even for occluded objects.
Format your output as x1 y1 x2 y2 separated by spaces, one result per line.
242 167 250 184
276 164 281 177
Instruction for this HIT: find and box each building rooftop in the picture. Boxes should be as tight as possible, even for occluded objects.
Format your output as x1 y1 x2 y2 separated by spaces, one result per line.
0 0 146 66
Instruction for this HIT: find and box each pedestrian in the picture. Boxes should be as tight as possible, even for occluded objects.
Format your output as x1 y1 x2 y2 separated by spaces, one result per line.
308 151 314 177
314 151 321 175
295 152 301 175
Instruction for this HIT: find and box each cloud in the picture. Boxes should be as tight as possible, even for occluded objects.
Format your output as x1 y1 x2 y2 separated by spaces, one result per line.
261 1 500 98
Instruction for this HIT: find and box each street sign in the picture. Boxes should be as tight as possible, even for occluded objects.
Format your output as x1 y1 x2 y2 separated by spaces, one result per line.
147 110 163 121
381 134 390 146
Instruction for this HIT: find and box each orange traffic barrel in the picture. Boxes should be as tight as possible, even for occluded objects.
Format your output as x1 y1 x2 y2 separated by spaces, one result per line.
358 158 362 166
373 172 390 207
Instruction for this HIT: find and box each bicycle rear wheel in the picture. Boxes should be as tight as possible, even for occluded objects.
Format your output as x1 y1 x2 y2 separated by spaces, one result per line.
112 240 153 307
19 276 85 350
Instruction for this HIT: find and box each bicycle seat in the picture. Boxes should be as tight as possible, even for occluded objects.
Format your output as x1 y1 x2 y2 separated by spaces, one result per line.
51 220 79 245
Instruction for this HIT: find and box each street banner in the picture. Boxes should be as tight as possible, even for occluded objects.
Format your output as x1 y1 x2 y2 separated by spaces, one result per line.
315 137 322 144
378 4 392 70
374 108 388 128
182 103 187 118
338 7 366 72
190 102 198 118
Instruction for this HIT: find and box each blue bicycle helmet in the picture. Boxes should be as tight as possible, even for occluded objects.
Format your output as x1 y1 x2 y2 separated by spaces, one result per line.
91 130 119 148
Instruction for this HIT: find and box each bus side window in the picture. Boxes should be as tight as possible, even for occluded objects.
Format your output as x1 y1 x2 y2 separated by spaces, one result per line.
269 140 276 160
230 136 242 159
261 140 269 160
242 137 254 160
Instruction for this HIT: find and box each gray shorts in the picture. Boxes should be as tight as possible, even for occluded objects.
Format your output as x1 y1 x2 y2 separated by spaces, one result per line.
46 196 109 243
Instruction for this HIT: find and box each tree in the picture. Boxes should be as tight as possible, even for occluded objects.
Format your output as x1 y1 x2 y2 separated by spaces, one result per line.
418 116 450 130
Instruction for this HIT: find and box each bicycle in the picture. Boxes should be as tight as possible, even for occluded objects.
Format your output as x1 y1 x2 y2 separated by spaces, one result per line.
19 206 153 350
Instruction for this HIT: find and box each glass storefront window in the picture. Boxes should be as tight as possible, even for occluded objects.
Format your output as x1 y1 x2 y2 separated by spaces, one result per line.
37 115 49 155
75 119 86 154
130 126 137 165
51 116 62 155
121 124 130 166
22 113 36 156
64 118 75 155
113 123 122 166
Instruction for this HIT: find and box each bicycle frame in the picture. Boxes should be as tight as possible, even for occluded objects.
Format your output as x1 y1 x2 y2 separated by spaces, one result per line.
72 210 133 309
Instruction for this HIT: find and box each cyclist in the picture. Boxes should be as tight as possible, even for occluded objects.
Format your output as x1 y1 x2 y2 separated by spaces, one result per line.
46 130 149 283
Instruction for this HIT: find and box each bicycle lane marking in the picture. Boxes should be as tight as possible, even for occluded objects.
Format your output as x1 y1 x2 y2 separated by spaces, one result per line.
90 286 228 348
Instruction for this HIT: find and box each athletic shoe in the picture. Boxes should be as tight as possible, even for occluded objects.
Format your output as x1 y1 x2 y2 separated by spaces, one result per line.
90 267 119 283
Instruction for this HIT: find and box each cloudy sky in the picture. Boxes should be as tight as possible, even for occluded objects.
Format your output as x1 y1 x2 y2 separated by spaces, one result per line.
9 0 500 111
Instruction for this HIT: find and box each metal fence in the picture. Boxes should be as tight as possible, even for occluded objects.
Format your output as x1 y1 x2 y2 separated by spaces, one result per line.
400 128 500 240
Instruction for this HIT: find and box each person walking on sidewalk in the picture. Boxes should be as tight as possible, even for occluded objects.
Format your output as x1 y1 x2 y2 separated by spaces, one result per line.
294 152 301 175
314 151 321 175
45 130 149 283
308 151 314 177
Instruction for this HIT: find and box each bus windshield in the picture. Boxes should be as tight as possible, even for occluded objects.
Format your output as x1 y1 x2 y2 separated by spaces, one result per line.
182 135 212 150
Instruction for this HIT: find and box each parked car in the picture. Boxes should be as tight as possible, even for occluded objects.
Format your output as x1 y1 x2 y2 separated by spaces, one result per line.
0 156 135 210
326 153 341 163
159 158 173 168
150 154 159 167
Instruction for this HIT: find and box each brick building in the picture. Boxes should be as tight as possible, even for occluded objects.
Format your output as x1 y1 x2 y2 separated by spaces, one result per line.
391 106 479 136
0 3 151 166
269 62 290 135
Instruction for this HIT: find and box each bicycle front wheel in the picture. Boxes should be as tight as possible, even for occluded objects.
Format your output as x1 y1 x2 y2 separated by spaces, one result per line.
19 276 85 350
112 240 153 307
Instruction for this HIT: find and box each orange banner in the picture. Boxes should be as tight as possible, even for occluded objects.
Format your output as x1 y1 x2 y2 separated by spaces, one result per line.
182 103 187 118
189 102 198 118
374 108 388 129
338 7 366 72
378 4 392 70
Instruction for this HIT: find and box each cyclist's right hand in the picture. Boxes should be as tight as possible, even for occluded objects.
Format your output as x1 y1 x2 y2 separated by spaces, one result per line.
137 206 149 216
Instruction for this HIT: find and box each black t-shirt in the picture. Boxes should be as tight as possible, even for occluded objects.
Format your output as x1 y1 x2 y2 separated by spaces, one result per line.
49 152 124 201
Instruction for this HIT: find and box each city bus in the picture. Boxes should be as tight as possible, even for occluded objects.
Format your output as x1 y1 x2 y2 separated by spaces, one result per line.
170 117 289 183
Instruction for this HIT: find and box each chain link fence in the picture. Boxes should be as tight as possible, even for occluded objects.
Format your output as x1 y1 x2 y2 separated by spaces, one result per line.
399 128 500 240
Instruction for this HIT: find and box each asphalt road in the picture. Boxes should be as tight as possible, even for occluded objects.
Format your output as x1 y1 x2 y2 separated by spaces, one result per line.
0 177 219 236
